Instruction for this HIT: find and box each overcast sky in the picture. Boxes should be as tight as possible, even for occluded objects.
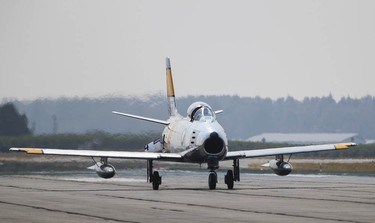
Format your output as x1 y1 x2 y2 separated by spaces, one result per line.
1 0 374 101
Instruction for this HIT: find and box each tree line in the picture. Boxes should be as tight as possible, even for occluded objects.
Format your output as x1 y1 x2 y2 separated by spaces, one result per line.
8 94 375 140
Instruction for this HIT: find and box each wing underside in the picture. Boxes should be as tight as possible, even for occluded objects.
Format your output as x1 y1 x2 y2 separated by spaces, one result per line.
225 143 356 160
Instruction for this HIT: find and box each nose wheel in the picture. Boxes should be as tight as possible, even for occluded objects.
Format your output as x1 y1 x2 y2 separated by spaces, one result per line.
208 171 217 190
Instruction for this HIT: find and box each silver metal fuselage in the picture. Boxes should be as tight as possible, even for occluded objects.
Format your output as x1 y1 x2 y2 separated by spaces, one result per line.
162 115 228 163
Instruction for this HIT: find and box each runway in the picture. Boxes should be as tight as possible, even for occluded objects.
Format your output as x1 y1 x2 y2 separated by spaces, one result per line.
0 170 374 223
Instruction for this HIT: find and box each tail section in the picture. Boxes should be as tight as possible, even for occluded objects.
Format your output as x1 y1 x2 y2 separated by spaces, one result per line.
166 58 178 117
112 58 179 124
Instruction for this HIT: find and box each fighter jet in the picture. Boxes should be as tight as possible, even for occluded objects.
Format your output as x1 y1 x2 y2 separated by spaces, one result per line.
10 58 356 190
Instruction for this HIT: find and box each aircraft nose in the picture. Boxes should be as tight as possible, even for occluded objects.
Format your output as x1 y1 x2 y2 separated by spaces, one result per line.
204 131 224 154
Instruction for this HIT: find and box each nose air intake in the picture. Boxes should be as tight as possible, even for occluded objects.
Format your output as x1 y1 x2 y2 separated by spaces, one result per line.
204 132 224 154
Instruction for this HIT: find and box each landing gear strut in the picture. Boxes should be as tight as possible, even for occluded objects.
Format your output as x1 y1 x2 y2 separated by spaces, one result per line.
233 158 240 182
147 160 161 190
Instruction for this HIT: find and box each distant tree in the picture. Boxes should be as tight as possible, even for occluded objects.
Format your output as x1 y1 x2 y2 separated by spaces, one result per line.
0 103 31 136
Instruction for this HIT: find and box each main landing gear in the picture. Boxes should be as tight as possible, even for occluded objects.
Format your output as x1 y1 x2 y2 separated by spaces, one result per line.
224 159 240 189
224 170 234 189
147 160 161 190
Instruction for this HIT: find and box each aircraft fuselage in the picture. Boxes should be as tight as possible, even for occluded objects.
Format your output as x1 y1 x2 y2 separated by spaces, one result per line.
162 114 228 164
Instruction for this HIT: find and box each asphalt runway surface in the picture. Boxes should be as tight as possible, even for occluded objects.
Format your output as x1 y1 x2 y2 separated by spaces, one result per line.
0 170 374 223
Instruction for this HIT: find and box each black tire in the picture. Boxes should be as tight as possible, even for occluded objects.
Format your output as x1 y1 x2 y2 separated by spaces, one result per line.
208 172 217 190
225 170 234 189
152 171 161 190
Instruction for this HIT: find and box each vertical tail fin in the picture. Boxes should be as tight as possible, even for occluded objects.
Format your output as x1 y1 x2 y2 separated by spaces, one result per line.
166 57 178 117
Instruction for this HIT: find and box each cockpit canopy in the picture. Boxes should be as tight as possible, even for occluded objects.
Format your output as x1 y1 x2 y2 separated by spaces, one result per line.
187 102 216 121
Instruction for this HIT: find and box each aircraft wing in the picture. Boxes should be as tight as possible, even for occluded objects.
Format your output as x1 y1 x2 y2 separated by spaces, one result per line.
9 148 183 161
225 143 356 160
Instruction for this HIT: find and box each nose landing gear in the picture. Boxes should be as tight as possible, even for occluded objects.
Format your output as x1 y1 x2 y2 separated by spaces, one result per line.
208 171 217 189
207 156 219 190
207 158 240 190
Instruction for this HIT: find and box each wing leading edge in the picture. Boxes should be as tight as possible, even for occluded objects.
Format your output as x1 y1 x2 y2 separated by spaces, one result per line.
9 148 183 161
225 143 357 160
11 142 356 161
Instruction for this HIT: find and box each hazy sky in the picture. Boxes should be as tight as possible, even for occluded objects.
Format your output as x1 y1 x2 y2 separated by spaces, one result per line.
1 0 374 101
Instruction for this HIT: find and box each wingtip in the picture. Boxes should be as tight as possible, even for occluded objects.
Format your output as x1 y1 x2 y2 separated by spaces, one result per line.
9 148 44 154
335 143 357 150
